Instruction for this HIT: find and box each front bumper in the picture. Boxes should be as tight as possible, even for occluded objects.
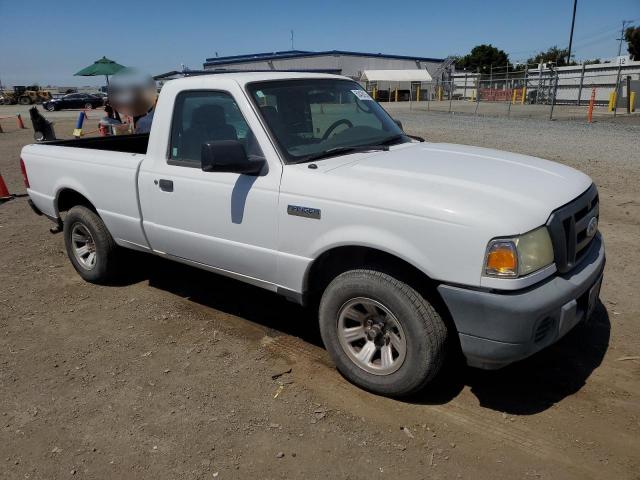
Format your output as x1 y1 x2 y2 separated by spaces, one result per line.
437 233 605 369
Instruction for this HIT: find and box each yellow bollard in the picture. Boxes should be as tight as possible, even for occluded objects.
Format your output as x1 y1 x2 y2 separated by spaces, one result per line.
631 92 636 112
395 89 399 102
372 87 377 100
521 87 526 104
511 89 517 105
608 91 616 112
416 86 420 101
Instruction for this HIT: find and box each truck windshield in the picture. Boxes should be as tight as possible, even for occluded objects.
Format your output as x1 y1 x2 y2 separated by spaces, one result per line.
247 79 408 164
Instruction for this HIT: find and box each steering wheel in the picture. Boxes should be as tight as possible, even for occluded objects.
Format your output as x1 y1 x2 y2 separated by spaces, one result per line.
322 119 354 140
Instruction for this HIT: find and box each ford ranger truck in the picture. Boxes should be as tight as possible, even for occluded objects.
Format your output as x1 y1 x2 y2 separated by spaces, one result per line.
20 72 605 397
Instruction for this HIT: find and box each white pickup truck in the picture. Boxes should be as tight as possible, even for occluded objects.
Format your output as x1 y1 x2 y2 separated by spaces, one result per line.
21 72 605 396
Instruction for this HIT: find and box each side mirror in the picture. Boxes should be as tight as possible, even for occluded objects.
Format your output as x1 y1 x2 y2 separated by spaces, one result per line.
201 140 265 176
393 119 403 130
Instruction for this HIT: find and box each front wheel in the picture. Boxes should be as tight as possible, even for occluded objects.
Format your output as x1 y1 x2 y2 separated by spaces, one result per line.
45 103 56 111
319 270 448 397
63 206 121 284
84 102 94 110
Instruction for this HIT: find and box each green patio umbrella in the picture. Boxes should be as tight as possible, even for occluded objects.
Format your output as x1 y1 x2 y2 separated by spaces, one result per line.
74 56 125 86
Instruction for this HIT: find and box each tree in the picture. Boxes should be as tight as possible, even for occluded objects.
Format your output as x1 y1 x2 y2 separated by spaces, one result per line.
626 26 640 60
456 44 511 74
527 46 576 67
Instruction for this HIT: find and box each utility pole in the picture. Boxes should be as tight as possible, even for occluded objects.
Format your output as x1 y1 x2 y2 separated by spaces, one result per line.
567 0 578 64
617 20 633 57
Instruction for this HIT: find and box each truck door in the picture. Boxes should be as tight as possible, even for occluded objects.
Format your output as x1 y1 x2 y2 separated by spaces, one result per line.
138 88 282 287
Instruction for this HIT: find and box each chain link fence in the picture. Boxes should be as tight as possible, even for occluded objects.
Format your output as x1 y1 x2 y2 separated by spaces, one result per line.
364 61 640 121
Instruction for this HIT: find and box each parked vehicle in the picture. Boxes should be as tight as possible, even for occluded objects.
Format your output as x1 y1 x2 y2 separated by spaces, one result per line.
1 86 52 105
21 73 605 396
43 93 104 111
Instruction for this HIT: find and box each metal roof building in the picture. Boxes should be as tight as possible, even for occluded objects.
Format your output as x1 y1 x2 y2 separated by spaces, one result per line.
201 50 446 80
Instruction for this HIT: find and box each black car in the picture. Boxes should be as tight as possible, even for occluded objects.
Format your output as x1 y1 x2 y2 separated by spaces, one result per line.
43 93 104 111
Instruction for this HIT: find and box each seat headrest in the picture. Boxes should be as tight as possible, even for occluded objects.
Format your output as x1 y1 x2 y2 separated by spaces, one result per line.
192 104 226 127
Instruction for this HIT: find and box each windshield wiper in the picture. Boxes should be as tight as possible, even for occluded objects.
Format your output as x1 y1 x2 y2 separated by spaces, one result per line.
378 133 404 145
295 144 390 163
294 134 406 164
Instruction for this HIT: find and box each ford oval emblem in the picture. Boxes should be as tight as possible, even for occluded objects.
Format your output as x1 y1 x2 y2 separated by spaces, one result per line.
586 216 598 237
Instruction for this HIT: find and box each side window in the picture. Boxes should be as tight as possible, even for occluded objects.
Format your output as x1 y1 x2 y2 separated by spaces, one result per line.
169 90 263 166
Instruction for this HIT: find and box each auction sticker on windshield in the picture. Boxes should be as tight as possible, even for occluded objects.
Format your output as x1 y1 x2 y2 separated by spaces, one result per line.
351 90 373 101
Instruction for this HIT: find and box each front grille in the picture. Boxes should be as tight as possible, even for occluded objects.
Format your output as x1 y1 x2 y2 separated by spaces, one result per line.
546 184 599 274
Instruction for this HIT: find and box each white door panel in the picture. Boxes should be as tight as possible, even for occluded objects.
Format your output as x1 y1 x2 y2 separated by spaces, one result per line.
139 166 280 283
138 86 282 285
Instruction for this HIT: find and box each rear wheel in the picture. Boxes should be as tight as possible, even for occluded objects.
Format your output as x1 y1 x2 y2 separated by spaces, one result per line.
18 96 31 105
319 269 448 397
84 102 94 110
63 206 121 284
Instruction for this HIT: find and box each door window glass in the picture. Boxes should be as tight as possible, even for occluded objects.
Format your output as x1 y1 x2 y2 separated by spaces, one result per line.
169 90 263 166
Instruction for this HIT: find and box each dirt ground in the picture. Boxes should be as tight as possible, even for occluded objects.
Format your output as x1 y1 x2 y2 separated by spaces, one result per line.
1 105 639 479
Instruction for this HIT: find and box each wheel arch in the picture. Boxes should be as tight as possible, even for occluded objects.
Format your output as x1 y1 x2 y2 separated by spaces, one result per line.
56 187 98 216
305 245 444 309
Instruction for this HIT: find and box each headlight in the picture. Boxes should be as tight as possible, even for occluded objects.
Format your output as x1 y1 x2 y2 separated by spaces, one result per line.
484 226 554 278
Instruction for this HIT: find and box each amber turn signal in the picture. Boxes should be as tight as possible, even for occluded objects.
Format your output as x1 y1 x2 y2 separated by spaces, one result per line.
485 241 518 277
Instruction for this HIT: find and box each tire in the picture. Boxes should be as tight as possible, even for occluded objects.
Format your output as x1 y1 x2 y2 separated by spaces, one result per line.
63 206 120 284
45 103 56 111
85 102 94 110
19 96 31 105
319 269 448 397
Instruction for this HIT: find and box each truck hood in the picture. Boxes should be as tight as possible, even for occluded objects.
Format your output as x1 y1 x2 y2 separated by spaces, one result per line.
309 142 593 233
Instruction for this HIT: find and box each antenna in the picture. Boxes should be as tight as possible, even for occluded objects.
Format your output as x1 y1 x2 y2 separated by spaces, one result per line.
290 30 294 50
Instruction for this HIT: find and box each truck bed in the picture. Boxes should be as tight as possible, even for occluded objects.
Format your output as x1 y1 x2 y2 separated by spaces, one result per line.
43 133 149 154
22 135 150 251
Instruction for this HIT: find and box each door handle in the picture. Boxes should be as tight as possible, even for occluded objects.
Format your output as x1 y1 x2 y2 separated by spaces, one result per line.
158 179 174 192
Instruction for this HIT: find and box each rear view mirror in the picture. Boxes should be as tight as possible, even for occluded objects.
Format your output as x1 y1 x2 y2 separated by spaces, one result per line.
201 140 265 176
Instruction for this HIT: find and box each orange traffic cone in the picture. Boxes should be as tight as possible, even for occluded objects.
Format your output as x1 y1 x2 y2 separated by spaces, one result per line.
0 174 12 201
16 114 25 129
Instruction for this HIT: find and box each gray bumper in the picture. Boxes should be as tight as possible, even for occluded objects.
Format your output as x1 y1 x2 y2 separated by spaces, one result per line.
437 234 605 370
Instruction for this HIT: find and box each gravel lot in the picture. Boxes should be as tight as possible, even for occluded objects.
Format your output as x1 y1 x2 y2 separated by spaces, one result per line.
1 105 639 479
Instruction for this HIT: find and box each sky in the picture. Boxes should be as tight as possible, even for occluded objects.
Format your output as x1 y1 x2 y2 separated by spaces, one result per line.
1 0 638 87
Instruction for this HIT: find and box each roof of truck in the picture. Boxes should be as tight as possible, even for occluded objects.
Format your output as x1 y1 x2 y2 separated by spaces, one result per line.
165 71 350 86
